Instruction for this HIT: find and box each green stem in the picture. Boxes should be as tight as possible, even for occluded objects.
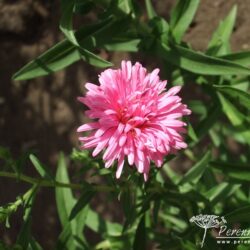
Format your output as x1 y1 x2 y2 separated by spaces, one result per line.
0 171 114 192
9 186 35 211
0 171 165 194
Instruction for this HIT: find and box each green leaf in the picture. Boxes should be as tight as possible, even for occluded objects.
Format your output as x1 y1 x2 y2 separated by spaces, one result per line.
204 182 241 205
60 1 78 45
156 42 250 75
0 146 16 172
120 186 136 232
108 0 134 16
104 38 140 52
29 154 54 180
56 219 89 250
0 189 33 228
214 85 250 109
121 185 136 219
153 200 161 225
202 168 218 189
188 100 207 116
85 208 122 235
60 0 112 68
163 163 182 185
229 76 250 88
56 153 75 227
74 1 94 15
56 223 73 250
209 128 221 146
234 188 249 203
160 213 188 232
195 105 221 140
220 50 250 67
170 0 200 43
145 0 157 19
13 39 79 81
0 146 12 161
187 123 199 142
179 151 211 185
55 153 88 249
29 238 43 250
105 234 133 250
207 5 237 56
80 48 113 68
150 16 169 37
133 216 146 250
17 186 37 249
223 125 250 145
13 17 114 80
225 205 250 223
69 188 95 221
210 161 250 182
217 92 245 126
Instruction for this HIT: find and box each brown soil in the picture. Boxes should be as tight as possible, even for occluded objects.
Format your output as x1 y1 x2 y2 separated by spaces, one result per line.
0 0 250 249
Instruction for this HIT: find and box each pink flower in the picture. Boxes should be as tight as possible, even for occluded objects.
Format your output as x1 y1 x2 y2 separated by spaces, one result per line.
77 61 191 181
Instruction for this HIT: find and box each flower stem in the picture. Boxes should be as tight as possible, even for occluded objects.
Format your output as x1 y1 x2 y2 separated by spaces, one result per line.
0 171 114 192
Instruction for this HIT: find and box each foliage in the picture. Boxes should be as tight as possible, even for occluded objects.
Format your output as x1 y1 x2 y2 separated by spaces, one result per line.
1 0 250 249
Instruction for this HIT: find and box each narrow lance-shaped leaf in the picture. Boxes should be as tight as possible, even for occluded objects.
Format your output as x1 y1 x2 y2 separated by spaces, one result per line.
160 214 188 232
207 5 237 56
85 208 122 235
217 92 245 126
194 105 221 142
220 50 250 67
163 163 182 185
12 17 114 80
202 168 217 189
60 0 78 45
155 42 250 75
225 205 250 223
17 185 38 249
60 0 112 68
133 216 146 250
179 151 211 185
69 188 96 221
188 100 207 116
210 161 250 182
170 0 200 43
214 85 250 109
145 0 157 19
73 1 94 15
204 182 241 205
104 38 140 52
153 200 161 225
28 238 43 250
29 154 54 180
187 122 199 142
55 153 88 249
103 0 134 17
56 153 75 227
120 186 134 220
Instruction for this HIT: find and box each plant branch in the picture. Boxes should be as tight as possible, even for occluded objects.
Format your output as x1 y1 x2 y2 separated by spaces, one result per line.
0 171 114 192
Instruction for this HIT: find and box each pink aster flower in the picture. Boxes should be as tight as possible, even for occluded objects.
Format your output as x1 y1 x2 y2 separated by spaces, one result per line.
77 61 191 181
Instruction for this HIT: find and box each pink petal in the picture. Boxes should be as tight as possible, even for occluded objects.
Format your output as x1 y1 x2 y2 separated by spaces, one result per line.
165 86 182 97
77 122 99 132
116 154 125 178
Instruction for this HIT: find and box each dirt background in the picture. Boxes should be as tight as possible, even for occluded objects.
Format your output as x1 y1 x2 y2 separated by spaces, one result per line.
0 0 250 249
